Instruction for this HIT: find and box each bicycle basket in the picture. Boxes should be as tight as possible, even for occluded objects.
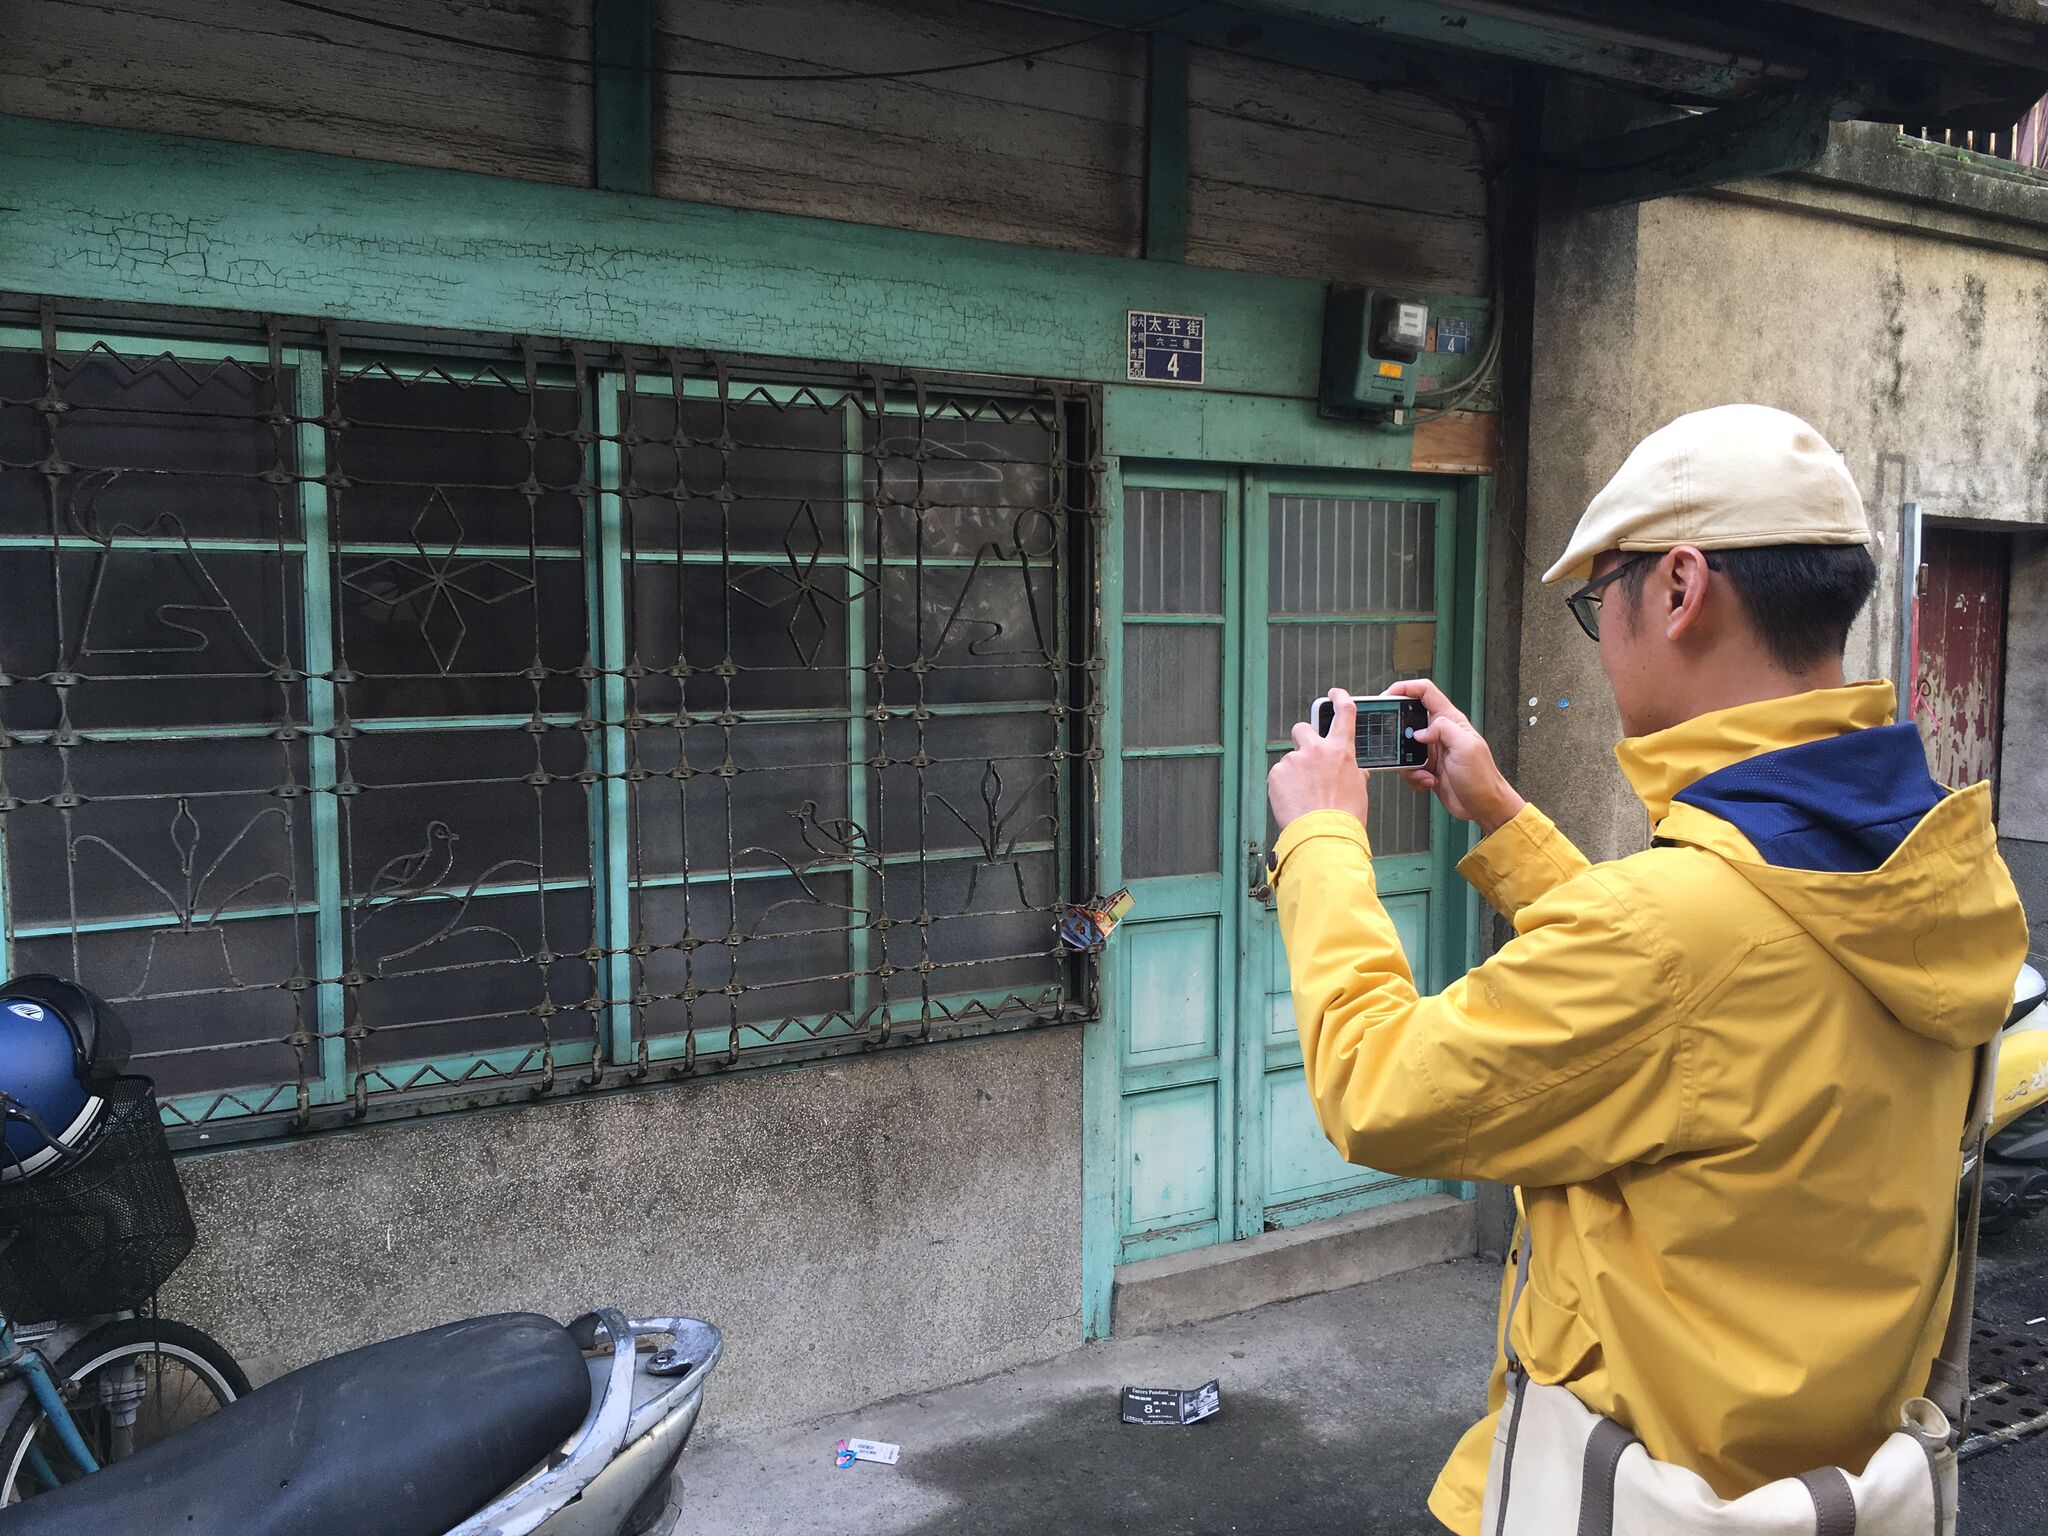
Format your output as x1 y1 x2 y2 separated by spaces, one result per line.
0 1076 195 1321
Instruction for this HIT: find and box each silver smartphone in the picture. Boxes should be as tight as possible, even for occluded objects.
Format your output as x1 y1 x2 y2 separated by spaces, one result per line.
1309 694 1430 769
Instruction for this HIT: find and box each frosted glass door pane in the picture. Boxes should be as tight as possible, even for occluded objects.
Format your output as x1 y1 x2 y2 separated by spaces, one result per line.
1269 497 1434 614
1263 748 1432 858
1124 626 1223 749
1267 622 1441 740
1126 488 1223 615
1124 757 1222 877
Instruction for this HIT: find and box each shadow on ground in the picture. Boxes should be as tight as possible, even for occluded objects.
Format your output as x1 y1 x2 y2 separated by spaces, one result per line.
1959 1215 2048 1530
894 1389 1466 1535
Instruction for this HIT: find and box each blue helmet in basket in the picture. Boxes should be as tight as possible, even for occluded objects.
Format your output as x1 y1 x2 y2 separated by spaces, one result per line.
0 975 131 1181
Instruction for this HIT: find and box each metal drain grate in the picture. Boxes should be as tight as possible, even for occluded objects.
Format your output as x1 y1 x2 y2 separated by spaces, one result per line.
1961 1320 2048 1460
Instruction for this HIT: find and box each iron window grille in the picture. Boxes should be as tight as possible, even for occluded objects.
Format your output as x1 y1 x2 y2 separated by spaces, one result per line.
0 301 1103 1145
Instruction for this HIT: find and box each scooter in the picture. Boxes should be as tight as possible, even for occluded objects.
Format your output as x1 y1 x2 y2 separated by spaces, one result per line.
0 1306 722 1536
0 971 725 1536
1967 960 2048 1234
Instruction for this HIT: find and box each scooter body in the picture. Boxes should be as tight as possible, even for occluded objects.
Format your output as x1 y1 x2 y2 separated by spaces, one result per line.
0 1309 723 1536
479 1313 722 1536
1972 961 2048 1233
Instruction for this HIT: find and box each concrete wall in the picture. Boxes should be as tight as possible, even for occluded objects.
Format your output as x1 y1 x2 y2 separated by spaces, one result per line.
2003 539 2048 963
161 1027 1082 1440
2002 539 2048 844
1520 117 2048 863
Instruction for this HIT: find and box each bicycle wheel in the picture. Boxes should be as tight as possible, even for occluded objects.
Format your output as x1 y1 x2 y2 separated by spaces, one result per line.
0 1317 248 1503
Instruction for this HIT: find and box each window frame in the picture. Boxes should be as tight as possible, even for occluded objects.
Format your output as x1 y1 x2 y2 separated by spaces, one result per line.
0 319 1101 1144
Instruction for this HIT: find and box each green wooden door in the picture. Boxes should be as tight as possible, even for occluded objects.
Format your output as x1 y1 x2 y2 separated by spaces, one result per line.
1111 465 1463 1263
1238 473 1461 1231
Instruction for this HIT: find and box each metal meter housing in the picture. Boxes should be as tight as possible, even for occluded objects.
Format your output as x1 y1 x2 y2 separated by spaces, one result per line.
1318 286 1430 422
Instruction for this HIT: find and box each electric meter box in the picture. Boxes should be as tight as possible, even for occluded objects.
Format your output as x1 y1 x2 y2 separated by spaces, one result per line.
1319 286 1429 421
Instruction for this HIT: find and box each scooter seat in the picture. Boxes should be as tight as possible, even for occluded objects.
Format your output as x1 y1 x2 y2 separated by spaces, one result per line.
0 1312 591 1536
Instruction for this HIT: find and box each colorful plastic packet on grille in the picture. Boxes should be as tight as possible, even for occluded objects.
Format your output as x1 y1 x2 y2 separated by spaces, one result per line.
1059 888 1135 951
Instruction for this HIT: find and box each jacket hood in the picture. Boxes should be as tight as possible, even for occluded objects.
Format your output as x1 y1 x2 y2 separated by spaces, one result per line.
1618 682 2026 1048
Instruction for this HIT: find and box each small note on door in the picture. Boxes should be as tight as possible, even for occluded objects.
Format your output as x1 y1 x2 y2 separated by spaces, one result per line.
1392 622 1435 671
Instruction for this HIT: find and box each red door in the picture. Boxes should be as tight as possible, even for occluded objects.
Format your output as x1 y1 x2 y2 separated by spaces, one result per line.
1912 525 2010 801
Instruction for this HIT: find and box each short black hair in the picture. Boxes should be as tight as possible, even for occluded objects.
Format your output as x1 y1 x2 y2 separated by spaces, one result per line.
1617 544 1879 671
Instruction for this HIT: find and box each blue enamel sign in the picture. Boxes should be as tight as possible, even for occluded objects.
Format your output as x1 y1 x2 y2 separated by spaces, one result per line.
1127 311 1205 385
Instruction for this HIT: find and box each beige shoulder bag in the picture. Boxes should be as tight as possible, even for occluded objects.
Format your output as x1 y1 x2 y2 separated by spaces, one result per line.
1480 1042 1994 1536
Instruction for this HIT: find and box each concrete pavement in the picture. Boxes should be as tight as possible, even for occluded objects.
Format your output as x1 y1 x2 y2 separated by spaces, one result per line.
672 1220 2048 1534
1956 1216 2048 1529
673 1255 1501 1535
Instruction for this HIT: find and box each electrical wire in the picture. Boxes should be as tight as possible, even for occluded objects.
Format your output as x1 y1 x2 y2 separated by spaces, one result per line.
1411 89 1507 419
270 0 1210 82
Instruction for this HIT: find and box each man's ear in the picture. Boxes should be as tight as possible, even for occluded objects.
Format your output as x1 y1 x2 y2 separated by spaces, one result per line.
1663 545 1713 640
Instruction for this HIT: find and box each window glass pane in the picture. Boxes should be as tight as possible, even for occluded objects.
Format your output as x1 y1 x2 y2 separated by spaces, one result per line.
338 728 593 896
2 348 297 543
16 919 315 1103
336 549 586 719
867 413 1058 560
1122 625 1222 749
871 712 1058 859
348 886 596 1068
628 720 849 879
877 853 1060 1001
333 370 584 549
870 560 1058 706
631 874 856 1037
626 560 852 714
1124 488 1221 615
1122 756 1221 878
618 392 848 555
0 546 305 733
2 739 314 928
1268 496 1434 615
1369 780 1434 857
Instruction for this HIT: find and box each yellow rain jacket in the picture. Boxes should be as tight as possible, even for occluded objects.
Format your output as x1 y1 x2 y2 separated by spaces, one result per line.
1271 682 2027 1535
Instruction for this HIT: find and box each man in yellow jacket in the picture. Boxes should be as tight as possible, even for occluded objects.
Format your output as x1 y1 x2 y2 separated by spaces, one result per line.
1265 404 2028 1534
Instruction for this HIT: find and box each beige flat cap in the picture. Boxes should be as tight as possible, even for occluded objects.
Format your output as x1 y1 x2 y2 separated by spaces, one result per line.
1542 404 1871 586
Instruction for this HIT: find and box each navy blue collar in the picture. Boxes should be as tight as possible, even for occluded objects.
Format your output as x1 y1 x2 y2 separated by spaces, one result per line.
1672 724 1945 873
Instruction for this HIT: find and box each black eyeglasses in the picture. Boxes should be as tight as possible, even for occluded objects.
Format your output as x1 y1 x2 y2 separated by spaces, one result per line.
1565 554 1653 641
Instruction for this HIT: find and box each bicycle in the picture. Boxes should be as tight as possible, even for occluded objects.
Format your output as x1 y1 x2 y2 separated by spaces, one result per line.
0 1281 247 1502
0 981 247 1506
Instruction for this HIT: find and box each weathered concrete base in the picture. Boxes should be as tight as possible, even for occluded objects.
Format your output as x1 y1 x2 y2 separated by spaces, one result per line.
1110 1193 1479 1337
162 1027 1084 1439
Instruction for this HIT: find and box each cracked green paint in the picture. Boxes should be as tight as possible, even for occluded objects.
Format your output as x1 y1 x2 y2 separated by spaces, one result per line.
0 114 1491 404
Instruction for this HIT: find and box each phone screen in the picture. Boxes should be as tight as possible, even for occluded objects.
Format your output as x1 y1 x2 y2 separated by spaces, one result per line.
1311 695 1429 769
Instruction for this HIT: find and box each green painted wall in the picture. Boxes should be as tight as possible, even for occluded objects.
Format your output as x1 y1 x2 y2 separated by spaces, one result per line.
0 115 1486 413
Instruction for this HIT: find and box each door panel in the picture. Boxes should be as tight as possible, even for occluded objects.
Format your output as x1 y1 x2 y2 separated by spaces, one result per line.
1913 525 2009 799
1263 1069 1412 1213
1125 1083 1220 1232
1114 466 1461 1264
1115 479 1238 1261
1124 917 1221 1066
1240 479 1451 1229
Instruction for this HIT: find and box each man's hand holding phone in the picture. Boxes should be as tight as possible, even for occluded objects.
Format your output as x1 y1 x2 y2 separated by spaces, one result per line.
1383 678 1525 836
1267 689 1374 836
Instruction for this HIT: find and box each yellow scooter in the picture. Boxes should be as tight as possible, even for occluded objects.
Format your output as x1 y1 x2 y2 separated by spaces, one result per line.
1972 962 2048 1233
